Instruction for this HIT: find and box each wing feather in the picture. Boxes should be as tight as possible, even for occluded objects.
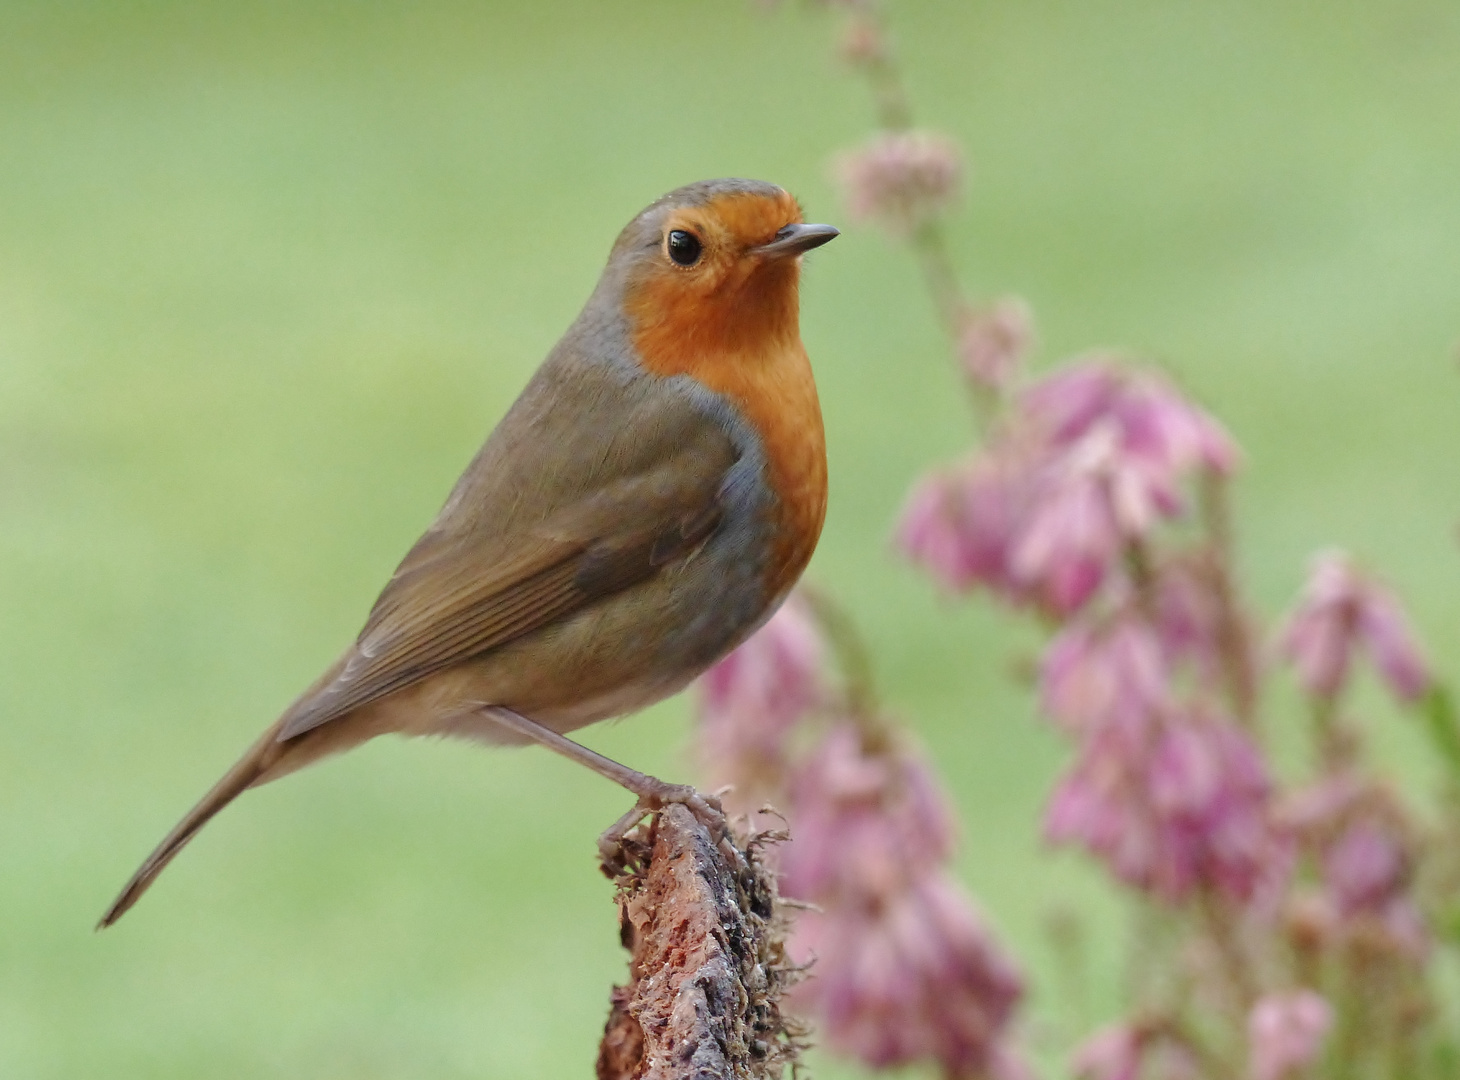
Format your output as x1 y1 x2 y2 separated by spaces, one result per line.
275 439 732 742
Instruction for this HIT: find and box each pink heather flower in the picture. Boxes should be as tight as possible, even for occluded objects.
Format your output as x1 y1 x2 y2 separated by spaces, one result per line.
834 130 963 236
1002 363 1237 602
895 443 1121 616
1015 412 1185 552
696 595 826 801
962 423 1165 615
1071 1024 1143 1080
894 455 1026 596
781 724 954 901
1046 711 1284 903
987 1044 1040 1080
783 724 1025 1078
1152 556 1232 681
1072 1024 1200 1080
1150 720 1286 901
1040 614 1169 736
1358 592 1431 702
1374 898 1430 959
1116 369 1239 476
1278 554 1354 698
790 872 1024 1077
1005 439 1126 614
956 296 1034 392
898 358 1240 616
1280 780 1429 957
1277 772 1366 834
1323 818 1409 916
1279 550 1431 703
837 15 887 66
1022 360 1238 477
1247 990 1332 1080
1004 364 1234 613
1020 361 1124 446
894 466 983 593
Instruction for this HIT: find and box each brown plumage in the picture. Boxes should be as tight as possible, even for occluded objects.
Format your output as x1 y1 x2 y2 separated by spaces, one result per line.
100 178 837 927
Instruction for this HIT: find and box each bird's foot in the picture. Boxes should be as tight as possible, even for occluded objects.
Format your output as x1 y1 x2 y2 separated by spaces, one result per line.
597 780 737 878
473 708 741 877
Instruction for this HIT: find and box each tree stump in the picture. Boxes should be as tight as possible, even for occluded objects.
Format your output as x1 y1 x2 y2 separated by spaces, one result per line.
596 804 802 1080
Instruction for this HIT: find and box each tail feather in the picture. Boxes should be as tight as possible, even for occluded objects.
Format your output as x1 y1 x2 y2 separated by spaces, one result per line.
97 725 281 929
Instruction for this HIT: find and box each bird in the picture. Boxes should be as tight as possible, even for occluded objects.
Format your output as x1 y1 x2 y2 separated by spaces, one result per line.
100 178 838 927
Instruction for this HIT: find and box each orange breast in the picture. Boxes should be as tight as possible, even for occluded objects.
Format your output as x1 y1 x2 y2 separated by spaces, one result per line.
628 270 828 601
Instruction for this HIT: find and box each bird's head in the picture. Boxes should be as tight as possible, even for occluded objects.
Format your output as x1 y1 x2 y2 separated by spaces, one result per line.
609 179 838 362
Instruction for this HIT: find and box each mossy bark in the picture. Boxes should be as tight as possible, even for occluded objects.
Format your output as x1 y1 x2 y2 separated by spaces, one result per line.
596 804 802 1080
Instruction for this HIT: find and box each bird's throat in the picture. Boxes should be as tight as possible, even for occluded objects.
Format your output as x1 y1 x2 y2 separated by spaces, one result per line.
628 270 827 605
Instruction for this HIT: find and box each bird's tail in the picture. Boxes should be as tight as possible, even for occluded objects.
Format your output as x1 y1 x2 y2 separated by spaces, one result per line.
97 723 284 929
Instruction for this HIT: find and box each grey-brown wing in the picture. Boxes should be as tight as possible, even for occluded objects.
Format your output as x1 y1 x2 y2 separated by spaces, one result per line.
274 437 731 741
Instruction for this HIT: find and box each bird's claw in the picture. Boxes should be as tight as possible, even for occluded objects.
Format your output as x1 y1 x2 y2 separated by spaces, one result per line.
596 782 738 878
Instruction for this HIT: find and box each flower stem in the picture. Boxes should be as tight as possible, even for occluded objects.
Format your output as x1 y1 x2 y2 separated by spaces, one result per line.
1420 683 1460 783
843 4 998 426
847 5 915 133
1309 693 1348 774
1198 888 1260 1016
907 221 966 333
1197 472 1259 729
798 584 885 741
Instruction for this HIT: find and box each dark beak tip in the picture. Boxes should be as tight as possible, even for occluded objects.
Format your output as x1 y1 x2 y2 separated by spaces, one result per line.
757 222 841 257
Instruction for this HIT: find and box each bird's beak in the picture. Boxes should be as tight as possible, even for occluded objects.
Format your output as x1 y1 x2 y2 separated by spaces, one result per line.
753 223 840 258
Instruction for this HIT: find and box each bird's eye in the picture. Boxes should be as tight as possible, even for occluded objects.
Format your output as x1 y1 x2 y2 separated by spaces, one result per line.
666 230 703 267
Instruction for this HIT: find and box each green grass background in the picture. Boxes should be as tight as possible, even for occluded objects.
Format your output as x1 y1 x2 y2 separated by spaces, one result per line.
3 1 1459 1076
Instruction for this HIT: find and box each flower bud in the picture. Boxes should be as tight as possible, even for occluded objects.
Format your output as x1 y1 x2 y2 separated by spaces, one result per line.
834 130 963 237
1248 991 1332 1080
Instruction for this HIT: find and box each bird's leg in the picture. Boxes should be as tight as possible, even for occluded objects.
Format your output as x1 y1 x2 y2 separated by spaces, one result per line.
481 706 733 874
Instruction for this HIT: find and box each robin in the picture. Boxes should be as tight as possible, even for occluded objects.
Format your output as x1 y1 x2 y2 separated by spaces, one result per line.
100 178 837 927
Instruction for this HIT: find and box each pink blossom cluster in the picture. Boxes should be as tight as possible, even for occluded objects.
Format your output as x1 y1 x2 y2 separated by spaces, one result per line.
956 296 1034 392
784 725 1028 1078
1280 775 1428 960
694 604 1029 1078
896 356 1289 902
837 13 887 67
1324 815 1412 919
834 130 963 236
696 596 827 809
1071 1021 1200 1080
1041 614 1284 903
886 340 1448 1080
1278 550 1431 704
779 724 953 899
1247 990 1332 1080
1068 949 1334 1078
1046 714 1280 903
764 2 1460 1073
897 360 1237 616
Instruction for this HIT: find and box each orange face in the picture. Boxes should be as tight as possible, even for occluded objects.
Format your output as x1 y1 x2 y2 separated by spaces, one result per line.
625 189 807 359
625 188 829 603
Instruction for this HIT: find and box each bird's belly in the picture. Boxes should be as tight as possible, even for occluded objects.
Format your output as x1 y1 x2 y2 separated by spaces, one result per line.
533 673 696 733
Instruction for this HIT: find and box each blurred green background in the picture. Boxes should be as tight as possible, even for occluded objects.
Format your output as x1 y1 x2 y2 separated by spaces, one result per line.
3 1 1459 1076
